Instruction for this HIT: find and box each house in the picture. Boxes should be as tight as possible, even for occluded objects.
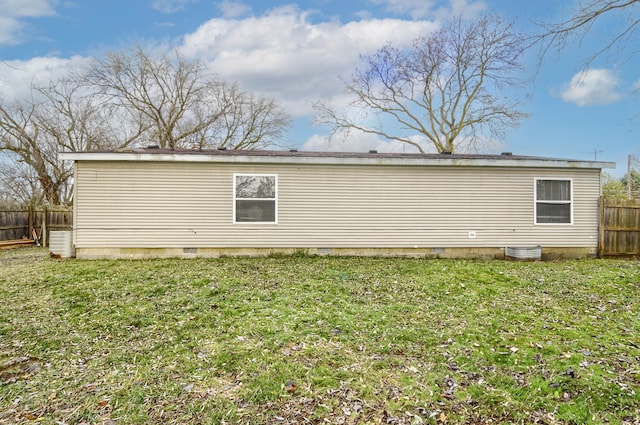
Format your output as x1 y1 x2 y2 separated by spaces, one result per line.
61 148 615 259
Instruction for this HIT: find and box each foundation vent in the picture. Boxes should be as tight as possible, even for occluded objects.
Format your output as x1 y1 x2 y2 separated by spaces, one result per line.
505 246 541 261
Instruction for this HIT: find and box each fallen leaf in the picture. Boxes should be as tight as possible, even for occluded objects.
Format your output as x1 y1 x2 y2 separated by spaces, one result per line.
284 379 297 393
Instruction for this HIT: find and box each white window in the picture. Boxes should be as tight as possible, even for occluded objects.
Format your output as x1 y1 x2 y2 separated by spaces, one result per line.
234 174 277 224
535 178 572 224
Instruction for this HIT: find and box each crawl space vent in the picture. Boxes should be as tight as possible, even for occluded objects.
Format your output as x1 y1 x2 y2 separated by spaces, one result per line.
505 246 541 261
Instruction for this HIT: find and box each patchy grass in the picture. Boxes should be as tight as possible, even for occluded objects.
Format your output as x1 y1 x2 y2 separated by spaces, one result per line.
1 248 639 424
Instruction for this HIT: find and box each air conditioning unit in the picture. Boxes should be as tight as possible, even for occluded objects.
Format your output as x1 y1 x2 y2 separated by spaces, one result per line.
50 231 75 258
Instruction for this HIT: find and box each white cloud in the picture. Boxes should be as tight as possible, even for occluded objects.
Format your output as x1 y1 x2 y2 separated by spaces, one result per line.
0 16 22 45
179 6 438 116
301 129 505 154
370 0 436 19
0 0 55 17
217 0 251 18
369 0 486 19
447 0 486 17
559 69 625 106
302 131 424 153
0 0 56 45
151 0 197 14
0 56 92 101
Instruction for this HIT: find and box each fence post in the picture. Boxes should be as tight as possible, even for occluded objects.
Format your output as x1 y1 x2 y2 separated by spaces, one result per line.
43 207 48 247
598 196 605 257
28 208 34 241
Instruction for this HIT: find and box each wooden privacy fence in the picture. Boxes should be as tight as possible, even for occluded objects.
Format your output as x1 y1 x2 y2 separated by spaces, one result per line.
600 199 640 256
0 209 72 247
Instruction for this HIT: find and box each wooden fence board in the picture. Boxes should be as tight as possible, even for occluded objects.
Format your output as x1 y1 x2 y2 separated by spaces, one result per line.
0 209 72 247
0 210 30 240
600 200 640 256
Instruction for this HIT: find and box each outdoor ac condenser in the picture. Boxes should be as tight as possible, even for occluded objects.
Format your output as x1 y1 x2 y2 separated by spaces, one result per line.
49 230 75 258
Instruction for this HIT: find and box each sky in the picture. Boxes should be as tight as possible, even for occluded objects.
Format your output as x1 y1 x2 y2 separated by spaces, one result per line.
0 0 638 177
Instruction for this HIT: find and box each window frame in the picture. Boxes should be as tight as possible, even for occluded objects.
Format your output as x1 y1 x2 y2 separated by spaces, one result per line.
233 173 278 224
534 178 573 225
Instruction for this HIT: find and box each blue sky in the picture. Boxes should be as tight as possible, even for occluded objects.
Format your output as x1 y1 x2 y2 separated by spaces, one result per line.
1 0 638 176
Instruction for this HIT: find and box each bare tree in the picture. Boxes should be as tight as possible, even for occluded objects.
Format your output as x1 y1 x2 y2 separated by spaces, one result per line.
536 0 640 64
315 14 527 153
0 153 45 207
84 46 291 150
34 80 149 153
214 83 291 150
0 78 142 206
183 82 291 150
0 98 68 205
0 46 292 206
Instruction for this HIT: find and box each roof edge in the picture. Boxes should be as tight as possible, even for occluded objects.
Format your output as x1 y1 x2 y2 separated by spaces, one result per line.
59 149 616 170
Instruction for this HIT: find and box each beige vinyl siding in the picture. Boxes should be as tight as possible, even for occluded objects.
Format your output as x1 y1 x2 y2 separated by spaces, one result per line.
74 161 600 249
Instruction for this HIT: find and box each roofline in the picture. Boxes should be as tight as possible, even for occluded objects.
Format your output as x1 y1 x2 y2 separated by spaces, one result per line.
59 149 616 170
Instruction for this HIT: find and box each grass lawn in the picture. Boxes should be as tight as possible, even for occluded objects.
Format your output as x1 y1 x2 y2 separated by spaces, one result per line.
1 248 639 424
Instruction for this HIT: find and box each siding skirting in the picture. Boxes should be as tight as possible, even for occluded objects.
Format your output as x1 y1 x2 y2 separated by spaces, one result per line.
75 246 596 260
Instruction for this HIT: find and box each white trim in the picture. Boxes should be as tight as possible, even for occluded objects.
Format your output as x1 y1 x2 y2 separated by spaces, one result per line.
233 173 278 225
534 178 573 225
60 151 615 170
